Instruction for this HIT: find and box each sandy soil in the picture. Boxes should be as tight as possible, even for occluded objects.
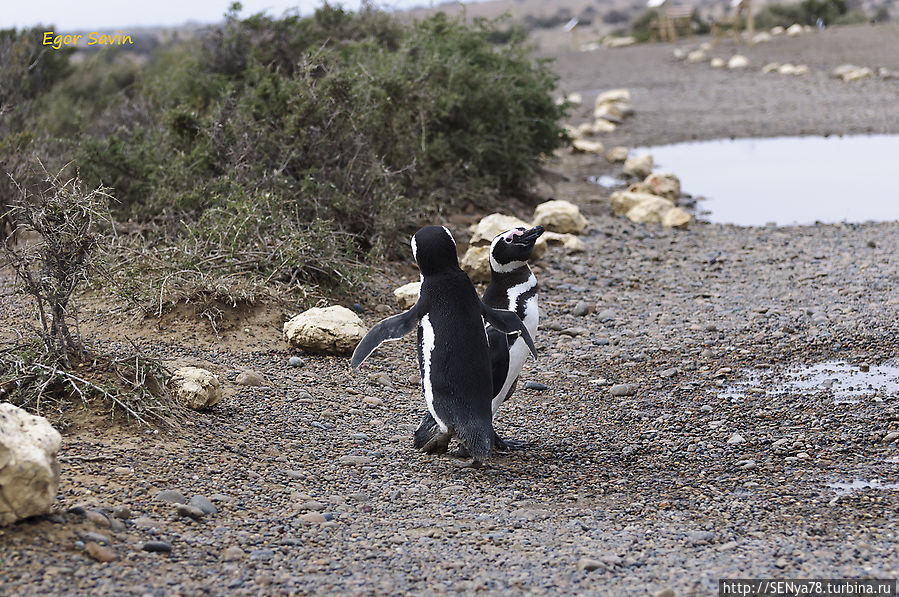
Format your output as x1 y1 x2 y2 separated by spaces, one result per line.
2 24 898 597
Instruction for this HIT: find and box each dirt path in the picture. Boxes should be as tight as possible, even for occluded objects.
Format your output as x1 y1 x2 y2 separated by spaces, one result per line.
3 24 898 597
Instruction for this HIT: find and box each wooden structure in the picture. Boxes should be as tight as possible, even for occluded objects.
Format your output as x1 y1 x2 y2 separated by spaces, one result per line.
649 0 695 42
712 0 755 46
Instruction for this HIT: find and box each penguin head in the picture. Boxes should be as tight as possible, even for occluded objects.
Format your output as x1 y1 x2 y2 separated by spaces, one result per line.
489 226 544 273
411 225 459 275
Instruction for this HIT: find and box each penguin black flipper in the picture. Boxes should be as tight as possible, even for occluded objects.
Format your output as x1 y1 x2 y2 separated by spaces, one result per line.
487 327 511 398
481 304 538 359
350 306 420 368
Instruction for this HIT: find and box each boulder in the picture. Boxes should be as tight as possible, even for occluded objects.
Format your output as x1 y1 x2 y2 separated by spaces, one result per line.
595 89 631 105
761 62 780 74
623 153 653 178
283 306 366 355
727 55 750 69
469 213 547 259
533 200 588 234
710 57 725 69
171 367 222 410
592 119 617 134
0 403 62 526
572 139 605 154
460 245 491 283
770 26 785 35
606 146 629 163
644 172 681 199
786 23 803 37
662 207 691 228
625 196 676 224
610 191 664 216
393 282 421 309
686 50 707 64
543 232 586 253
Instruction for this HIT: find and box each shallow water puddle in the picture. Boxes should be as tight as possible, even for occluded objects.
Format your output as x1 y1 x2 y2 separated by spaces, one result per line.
720 360 899 404
828 479 899 496
587 174 624 188
633 135 899 226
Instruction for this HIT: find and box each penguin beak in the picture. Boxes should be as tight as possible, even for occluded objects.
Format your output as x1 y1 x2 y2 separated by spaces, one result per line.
512 225 545 246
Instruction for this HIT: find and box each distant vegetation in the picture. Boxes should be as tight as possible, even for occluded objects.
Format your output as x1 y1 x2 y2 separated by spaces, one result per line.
1 3 568 314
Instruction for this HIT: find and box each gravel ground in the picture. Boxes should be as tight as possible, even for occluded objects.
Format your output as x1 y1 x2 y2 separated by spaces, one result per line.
3 24 898 597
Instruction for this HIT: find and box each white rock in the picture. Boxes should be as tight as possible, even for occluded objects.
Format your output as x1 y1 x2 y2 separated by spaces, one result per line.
752 32 772 43
832 64 858 78
592 119 617 134
625 196 676 224
793 64 810 75
610 191 660 216
460 245 491 283
686 50 707 63
572 138 606 154
699 42 712 51
727 432 746 445
562 123 582 140
786 23 803 37
623 153 653 178
576 122 596 137
606 146 629 163
770 26 785 35
762 62 781 74
283 306 366 355
393 282 421 309
543 231 586 253
171 366 222 410
594 102 623 120
710 57 725 69
565 92 583 106
603 36 636 48
595 89 631 106
469 213 547 258
673 48 687 60
644 172 681 199
727 55 750 69
662 207 691 228
0 404 62 526
843 67 873 81
533 200 588 234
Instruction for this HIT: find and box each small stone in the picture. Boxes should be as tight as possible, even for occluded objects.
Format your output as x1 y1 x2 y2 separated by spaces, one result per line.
156 490 187 504
133 516 163 529
188 495 218 515
84 541 118 563
175 504 206 520
82 531 112 545
654 589 677 597
299 500 326 511
301 512 327 523
727 433 745 445
882 431 899 443
609 383 636 397
660 368 678 378
737 459 757 470
288 356 305 368
113 466 131 476
86 510 110 528
597 309 616 322
222 546 245 561
142 541 173 553
250 548 275 561
362 396 384 406
577 557 603 571
688 530 715 545
572 301 592 317
236 370 265 386
339 455 372 466
525 381 548 391
701 405 713 413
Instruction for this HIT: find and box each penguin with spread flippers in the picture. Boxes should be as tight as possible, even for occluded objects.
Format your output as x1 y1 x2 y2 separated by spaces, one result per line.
419 225 544 453
350 225 537 464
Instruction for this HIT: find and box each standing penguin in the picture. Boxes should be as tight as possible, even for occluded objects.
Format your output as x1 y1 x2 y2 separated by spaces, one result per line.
417 225 544 453
351 225 537 464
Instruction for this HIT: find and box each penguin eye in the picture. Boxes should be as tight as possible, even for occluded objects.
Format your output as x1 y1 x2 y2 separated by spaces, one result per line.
504 237 513 244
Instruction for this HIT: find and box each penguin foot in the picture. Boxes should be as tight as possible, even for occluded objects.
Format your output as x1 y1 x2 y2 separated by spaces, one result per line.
413 414 451 454
493 433 526 454
455 458 485 469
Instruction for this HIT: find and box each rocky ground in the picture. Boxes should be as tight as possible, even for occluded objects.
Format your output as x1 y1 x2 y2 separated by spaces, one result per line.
2 23 899 597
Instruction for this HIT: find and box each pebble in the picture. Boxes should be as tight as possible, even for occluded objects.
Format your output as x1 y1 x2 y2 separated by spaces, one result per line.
84 542 118 563
727 433 746 445
175 504 206 520
236 370 265 386
133 517 164 529
596 309 616 322
524 381 549 391
156 489 187 504
737 459 757 470
249 549 275 561
363 396 384 406
299 500 326 511
188 495 218 515
339 455 372 465
222 546 245 560
113 466 132 476
654 590 677 597
572 301 592 317
576 557 603 572
142 541 173 553
882 431 899 443
82 531 112 545
609 383 636 397
301 512 327 523
688 530 715 545
701 405 714 413
288 356 305 368
660 367 678 378
112 506 131 519
86 510 110 528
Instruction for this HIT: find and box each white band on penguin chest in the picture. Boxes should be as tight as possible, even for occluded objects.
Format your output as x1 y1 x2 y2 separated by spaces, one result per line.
420 315 448 432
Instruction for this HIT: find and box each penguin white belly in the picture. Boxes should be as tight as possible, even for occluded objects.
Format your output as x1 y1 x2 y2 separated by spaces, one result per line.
491 294 539 415
419 314 449 432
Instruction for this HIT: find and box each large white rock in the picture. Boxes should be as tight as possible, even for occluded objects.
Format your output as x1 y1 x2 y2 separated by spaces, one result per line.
686 50 707 64
469 213 547 258
623 153 653 178
393 282 421 309
283 306 366 355
662 207 691 228
595 89 631 106
786 23 803 37
572 138 605 154
752 32 772 44
532 200 588 234
727 55 750 69
603 36 636 48
770 26 785 35
171 367 222 410
606 146 629 163
610 191 661 216
625 196 676 224
460 245 491 283
592 119 617 134
0 403 62 526
593 102 623 121
543 231 586 253
710 57 725 69
644 172 681 199
762 62 781 74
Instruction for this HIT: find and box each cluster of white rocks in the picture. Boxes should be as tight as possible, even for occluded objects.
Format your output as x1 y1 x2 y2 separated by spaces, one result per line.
564 88 634 154
611 165 691 228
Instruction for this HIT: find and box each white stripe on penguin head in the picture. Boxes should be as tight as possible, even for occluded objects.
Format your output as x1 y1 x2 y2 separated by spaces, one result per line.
411 234 418 263
441 226 456 245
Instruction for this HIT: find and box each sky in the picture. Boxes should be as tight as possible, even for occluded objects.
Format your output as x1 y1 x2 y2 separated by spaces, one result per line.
2 0 465 31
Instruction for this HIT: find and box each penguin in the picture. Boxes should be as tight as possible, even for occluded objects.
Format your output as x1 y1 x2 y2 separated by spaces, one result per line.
351 225 537 464
416 225 544 453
